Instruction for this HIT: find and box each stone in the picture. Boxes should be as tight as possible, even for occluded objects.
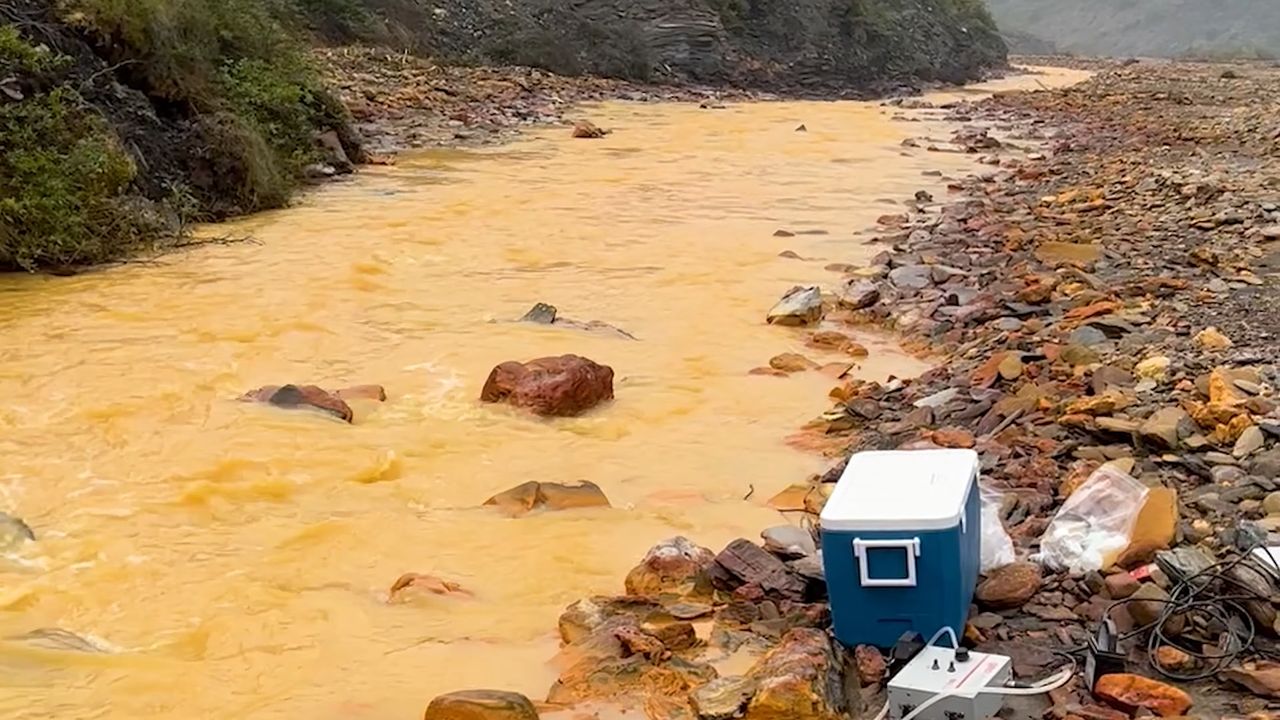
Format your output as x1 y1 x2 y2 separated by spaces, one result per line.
557 596 664 644
761 526 816 559
1263 491 1280 515
914 388 959 409
1134 356 1171 381
1139 408 1191 449
1223 661 1280 698
1251 448 1280 478
711 539 807 600
480 355 614 417
5 628 113 653
388 573 470 600
767 286 824 326
692 676 757 720
838 280 881 310
0 512 34 551
1126 584 1184 635
1061 344 1101 366
241 384 354 422
1094 673 1192 717
1104 572 1139 599
315 129 353 173
484 481 609 516
1234 425 1266 458
975 562 1041 610
1194 326 1233 350
743 628 847 720
572 120 609 138
1070 326 1109 347
334 384 388 402
625 536 716 596
770 353 818 373
855 645 887 686
928 427 975 449
1154 647 1192 672
424 690 538 720
519 302 557 324
888 265 932 290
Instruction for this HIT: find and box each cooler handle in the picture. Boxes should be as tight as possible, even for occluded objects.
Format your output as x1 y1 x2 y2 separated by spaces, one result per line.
852 537 921 588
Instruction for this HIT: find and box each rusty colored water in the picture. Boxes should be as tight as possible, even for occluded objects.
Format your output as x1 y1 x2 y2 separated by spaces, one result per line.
0 67 1088 720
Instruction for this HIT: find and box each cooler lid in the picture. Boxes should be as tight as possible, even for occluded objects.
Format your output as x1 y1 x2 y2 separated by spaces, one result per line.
819 449 979 531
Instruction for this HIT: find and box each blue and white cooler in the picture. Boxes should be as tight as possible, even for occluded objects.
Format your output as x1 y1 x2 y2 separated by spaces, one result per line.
819 448 981 649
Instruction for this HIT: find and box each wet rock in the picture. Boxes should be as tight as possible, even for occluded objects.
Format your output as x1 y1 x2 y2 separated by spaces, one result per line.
558 596 665 644
241 384 354 422
691 676 757 720
975 561 1041 610
838 280 880 310
1223 661 1280 698
572 120 609 138
743 628 848 720
388 573 471 600
315 129 353 173
334 384 388 402
0 512 34 551
480 355 614 417
517 303 637 340
1094 673 1192 717
484 480 610 516
767 286 824 326
761 526 816 559
424 690 538 720
770 353 818 373
855 645 886 686
625 536 716 597
710 539 807 600
519 302 558 324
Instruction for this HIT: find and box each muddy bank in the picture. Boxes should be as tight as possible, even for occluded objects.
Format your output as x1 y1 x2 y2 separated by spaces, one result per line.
484 61 1280 720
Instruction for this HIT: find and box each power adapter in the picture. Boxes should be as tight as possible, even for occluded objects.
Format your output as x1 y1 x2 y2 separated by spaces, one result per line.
1084 618 1126 692
886 645 1013 720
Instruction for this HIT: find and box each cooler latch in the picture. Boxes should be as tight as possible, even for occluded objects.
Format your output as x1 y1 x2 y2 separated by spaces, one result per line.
852 537 921 588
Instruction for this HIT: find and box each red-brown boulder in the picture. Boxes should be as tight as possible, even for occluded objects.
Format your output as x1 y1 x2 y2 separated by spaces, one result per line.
241 384 353 422
480 355 614 417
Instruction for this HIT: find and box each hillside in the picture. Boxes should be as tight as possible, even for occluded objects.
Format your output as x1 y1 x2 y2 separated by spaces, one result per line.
987 0 1280 58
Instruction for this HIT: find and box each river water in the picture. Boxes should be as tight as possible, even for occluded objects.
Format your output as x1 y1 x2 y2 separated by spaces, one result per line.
0 68 1087 720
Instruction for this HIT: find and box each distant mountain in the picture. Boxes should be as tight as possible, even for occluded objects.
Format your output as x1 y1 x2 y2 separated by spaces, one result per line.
986 0 1280 58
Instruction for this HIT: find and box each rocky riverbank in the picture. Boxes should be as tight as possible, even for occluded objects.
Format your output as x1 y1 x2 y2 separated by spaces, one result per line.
420 60 1280 720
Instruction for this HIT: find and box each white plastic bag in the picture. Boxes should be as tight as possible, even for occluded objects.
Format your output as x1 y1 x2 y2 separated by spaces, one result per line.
980 487 1016 572
1038 466 1149 575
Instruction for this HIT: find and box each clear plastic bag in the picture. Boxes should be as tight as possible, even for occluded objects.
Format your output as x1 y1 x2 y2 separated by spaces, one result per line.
1037 466 1149 575
980 487 1016 572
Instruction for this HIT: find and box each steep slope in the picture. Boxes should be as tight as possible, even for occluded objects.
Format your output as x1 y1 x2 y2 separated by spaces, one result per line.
987 0 1280 58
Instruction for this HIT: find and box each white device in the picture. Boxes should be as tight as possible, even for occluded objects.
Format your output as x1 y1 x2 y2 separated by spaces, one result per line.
886 645 1013 720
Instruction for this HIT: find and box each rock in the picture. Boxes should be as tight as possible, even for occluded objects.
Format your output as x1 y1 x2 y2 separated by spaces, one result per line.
1139 407 1191 449
1061 344 1101 366
241 384 354 422
915 388 960 408
1094 673 1193 717
0 512 34 551
1234 425 1265 458
1251 448 1280 478
1123 487 1178 561
334 384 388 402
388 573 470 600
761 526 816 559
743 628 848 720
1135 356 1171 381
1070 326 1109 347
1126 584 1184 635
855 645 886 686
888 265 933 290
1263 492 1280 515
1104 572 1140 599
767 286 824 326
691 676 757 720
572 120 609 138
975 562 1040 610
1223 661 1280 698
929 427 975 449
769 353 818 373
838 280 880 310
480 355 614 417
1194 326 1233 350
1154 647 1192 672
794 124 807 132
519 302 557 324
625 536 716 597
710 539 807 600
484 481 610 516
424 690 538 720
557 596 665 644
5 628 113 653
315 129 353 173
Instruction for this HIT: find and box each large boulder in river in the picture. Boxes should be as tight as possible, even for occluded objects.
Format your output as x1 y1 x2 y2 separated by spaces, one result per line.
424 690 538 720
767 286 824 326
480 355 614 417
